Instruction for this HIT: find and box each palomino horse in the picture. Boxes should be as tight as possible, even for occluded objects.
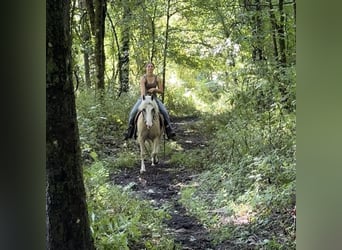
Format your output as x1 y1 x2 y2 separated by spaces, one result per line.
136 95 163 173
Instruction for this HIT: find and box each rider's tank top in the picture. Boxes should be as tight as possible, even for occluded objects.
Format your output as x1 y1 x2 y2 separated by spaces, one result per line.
144 75 158 91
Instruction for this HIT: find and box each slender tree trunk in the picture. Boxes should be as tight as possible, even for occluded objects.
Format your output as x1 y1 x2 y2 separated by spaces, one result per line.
85 0 96 35
86 0 107 90
83 49 92 88
293 0 296 27
162 0 171 103
252 0 265 61
81 0 92 88
150 5 157 63
268 0 279 62
278 0 287 66
293 0 296 46
94 0 107 90
107 13 119 92
80 0 92 88
46 0 94 249
119 1 131 93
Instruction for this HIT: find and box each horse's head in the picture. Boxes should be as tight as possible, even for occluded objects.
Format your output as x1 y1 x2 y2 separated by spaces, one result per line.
139 95 159 129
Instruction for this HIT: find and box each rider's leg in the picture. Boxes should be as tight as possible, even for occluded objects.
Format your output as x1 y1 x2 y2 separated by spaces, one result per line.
156 99 176 139
124 98 142 140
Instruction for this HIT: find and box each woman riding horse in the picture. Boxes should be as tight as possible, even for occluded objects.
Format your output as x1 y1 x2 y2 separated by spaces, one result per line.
124 62 176 140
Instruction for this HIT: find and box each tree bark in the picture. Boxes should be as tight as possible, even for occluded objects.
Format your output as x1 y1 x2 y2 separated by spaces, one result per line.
267 0 279 62
150 5 157 63
278 0 287 66
86 0 107 90
162 0 171 103
46 0 94 249
80 0 92 88
252 0 265 61
119 1 131 93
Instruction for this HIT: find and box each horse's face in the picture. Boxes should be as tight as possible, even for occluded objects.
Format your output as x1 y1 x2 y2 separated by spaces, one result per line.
142 102 156 129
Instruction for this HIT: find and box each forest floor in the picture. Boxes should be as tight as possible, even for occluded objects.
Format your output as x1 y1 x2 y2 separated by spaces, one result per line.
111 116 220 249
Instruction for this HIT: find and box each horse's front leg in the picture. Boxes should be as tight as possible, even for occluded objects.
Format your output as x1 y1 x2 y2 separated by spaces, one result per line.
139 139 146 173
151 138 160 166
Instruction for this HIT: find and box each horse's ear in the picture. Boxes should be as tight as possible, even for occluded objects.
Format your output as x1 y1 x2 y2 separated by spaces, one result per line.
142 95 145 100
151 95 154 101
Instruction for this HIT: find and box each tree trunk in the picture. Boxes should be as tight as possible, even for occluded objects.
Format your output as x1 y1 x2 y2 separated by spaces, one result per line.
119 1 131 93
252 0 265 61
94 0 107 90
83 49 92 88
80 0 92 88
46 0 94 249
85 0 96 36
293 0 296 27
267 0 279 62
150 5 157 63
161 0 171 103
108 13 123 95
278 0 287 66
86 0 107 90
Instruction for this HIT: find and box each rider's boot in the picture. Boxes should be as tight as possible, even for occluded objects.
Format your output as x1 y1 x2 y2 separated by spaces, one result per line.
124 123 134 140
165 124 176 140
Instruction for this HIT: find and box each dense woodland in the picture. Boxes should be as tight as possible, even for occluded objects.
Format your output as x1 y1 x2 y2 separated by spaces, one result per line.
47 0 296 249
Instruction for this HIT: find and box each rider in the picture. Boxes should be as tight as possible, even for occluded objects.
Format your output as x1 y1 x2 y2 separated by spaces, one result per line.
124 62 176 140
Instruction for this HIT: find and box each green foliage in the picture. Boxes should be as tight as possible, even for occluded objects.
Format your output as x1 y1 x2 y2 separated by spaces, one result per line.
76 90 137 158
76 88 180 249
84 160 176 249
110 151 137 170
164 85 199 117
73 0 296 247
179 65 296 248
169 149 209 170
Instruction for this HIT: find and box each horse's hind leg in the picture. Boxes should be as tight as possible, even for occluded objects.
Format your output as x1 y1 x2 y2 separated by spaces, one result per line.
140 158 146 173
151 153 158 166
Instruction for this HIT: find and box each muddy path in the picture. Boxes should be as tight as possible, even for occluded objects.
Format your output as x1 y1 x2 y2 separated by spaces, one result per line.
111 116 215 249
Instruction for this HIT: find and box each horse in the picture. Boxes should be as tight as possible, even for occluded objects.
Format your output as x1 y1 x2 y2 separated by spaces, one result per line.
136 95 163 173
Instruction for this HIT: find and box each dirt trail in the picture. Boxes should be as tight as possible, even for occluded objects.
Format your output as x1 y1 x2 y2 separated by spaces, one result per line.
112 116 215 249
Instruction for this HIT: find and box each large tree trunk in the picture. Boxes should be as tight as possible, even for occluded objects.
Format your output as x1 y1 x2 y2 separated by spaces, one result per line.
46 0 94 249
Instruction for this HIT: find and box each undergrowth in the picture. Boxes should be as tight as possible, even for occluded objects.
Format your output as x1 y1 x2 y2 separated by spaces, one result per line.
83 160 177 249
76 63 296 249
77 90 179 249
179 65 296 249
